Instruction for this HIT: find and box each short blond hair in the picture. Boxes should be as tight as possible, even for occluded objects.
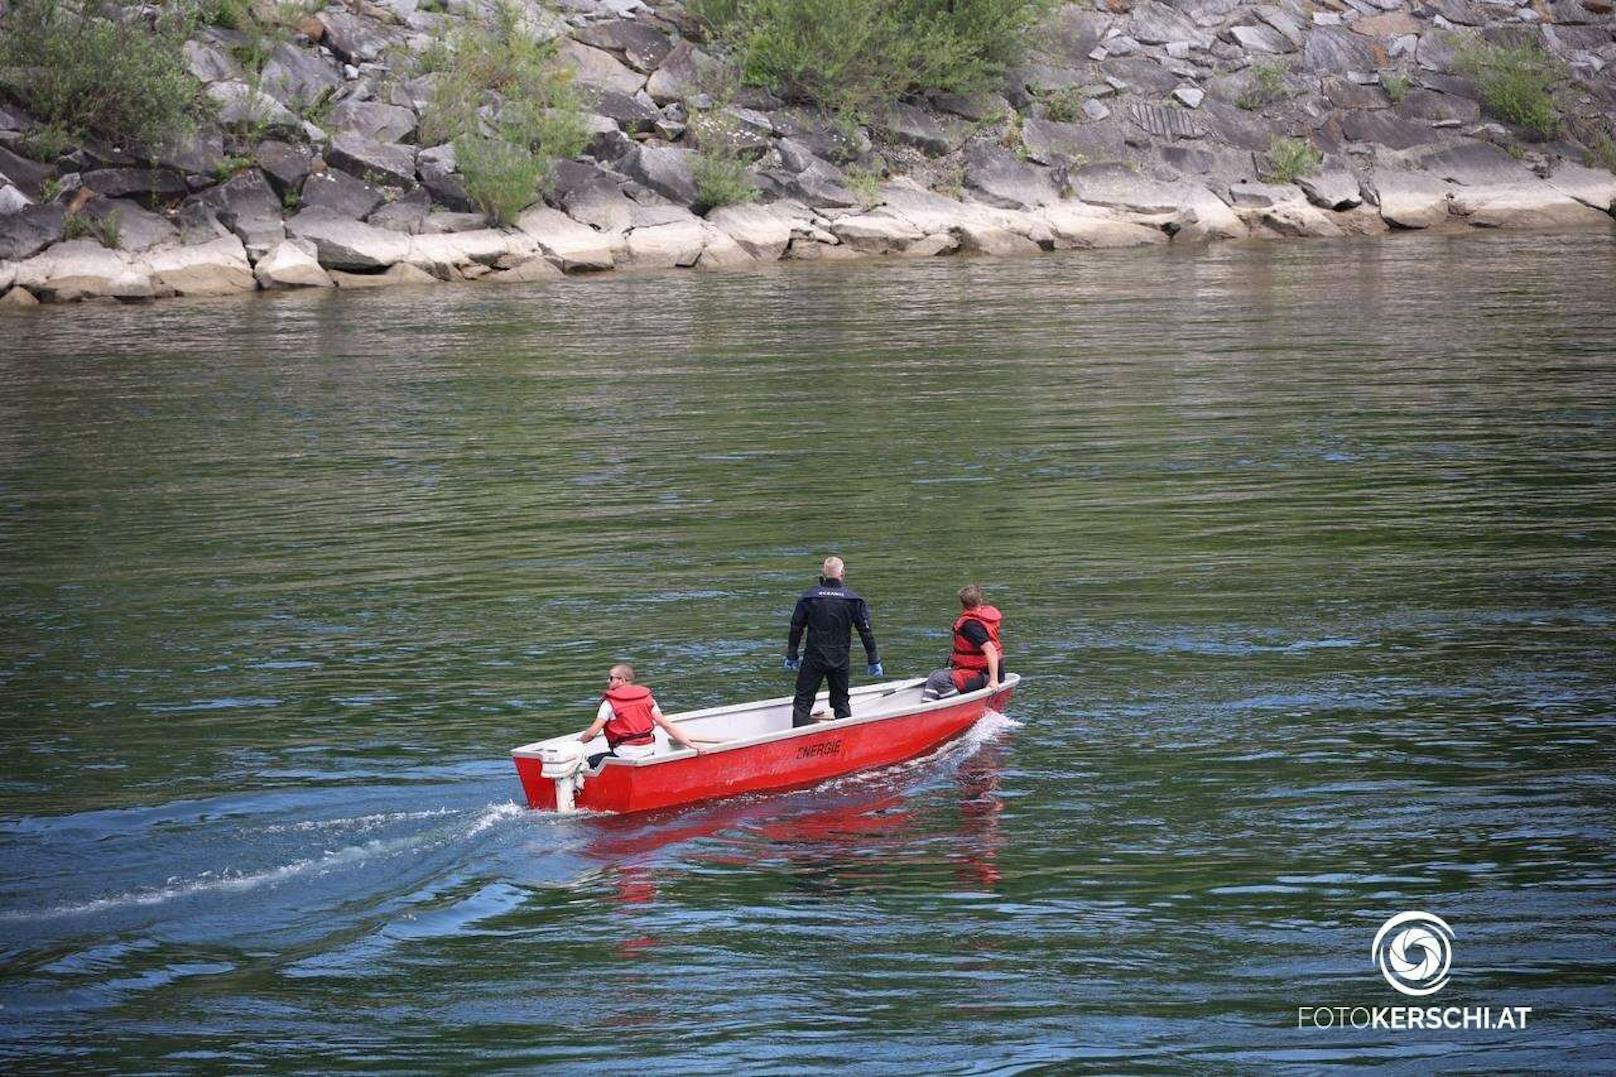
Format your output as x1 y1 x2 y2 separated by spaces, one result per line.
958 584 983 609
609 663 636 683
822 556 845 579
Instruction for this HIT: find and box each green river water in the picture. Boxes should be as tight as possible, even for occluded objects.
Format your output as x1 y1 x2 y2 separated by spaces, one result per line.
2 231 1614 1069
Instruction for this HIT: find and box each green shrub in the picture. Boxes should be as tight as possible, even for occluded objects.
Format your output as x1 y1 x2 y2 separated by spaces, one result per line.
1237 60 1290 111
1260 135 1322 184
1585 128 1616 174
418 0 588 222
691 148 758 213
843 164 881 206
18 121 78 162
0 0 202 149
694 0 1051 119
1454 40 1562 138
1041 86 1086 124
455 134 549 226
1381 71 1411 104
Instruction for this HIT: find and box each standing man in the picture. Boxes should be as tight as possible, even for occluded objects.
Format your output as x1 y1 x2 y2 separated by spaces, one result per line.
784 556 882 727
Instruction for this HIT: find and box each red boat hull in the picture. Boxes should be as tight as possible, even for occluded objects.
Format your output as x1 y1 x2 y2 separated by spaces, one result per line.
514 682 1016 814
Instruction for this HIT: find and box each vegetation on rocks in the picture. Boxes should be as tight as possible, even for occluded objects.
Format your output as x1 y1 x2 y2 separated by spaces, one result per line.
1454 39 1563 139
1237 60 1290 112
418 1 589 224
0 0 202 148
1260 135 1322 185
691 0 1050 118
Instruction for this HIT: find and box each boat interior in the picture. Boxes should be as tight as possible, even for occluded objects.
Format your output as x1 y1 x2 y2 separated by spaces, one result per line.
512 673 1020 770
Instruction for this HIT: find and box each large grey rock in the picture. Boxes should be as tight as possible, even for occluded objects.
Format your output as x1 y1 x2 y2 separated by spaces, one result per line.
199 172 286 259
589 91 660 134
1304 27 1386 74
1128 1 1213 47
963 141 1057 210
318 11 394 63
83 199 178 252
514 206 614 270
1041 203 1169 248
1228 179 1299 209
562 180 638 232
1228 24 1291 53
706 203 793 260
207 82 301 137
82 168 187 205
0 204 67 261
645 42 724 105
12 239 156 301
255 140 315 197
1338 109 1441 150
327 99 417 143
0 146 56 200
1258 201 1345 237
254 238 333 288
955 221 1042 256
1545 161 1616 213
873 102 960 156
1020 118 1129 167
367 187 431 233
621 145 698 205
573 18 673 73
146 236 256 296
0 185 32 215
1255 5 1307 47
419 211 490 234
767 157 859 209
286 206 411 269
558 39 647 97
329 262 438 287
1367 169 1453 228
623 219 707 268
183 40 241 84
175 202 233 245
260 42 342 108
830 214 925 253
1296 171 1364 210
301 168 386 218
1419 142 1538 187
326 133 416 188
1395 90 1482 125
403 229 523 277
417 144 476 213
1068 163 1245 239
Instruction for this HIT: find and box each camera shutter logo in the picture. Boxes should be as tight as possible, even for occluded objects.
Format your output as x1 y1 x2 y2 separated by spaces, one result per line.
1373 911 1454 996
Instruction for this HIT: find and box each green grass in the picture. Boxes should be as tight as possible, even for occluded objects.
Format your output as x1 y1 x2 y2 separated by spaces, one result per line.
1454 39 1562 138
691 148 759 213
1260 135 1322 184
1040 86 1086 124
417 0 588 223
843 164 882 207
0 0 202 149
17 121 78 162
63 207 120 248
1585 128 1616 174
690 0 1051 120
1237 60 1290 111
1381 71 1411 104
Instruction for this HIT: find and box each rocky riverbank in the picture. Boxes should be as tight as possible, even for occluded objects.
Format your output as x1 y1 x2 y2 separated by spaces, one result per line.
2 0 1615 308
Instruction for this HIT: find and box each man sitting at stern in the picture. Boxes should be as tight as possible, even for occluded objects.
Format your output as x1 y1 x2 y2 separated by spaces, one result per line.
580 664 701 768
922 585 1005 701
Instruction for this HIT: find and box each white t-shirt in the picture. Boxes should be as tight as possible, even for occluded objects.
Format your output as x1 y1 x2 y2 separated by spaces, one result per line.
588 699 658 759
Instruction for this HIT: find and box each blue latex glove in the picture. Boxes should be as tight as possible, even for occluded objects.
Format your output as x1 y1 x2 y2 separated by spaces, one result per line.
783 656 802 672
867 661 884 678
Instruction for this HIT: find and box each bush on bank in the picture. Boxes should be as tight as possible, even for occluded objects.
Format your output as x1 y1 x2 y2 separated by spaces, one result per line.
690 0 1051 118
0 0 202 150
1454 38 1563 138
418 0 588 225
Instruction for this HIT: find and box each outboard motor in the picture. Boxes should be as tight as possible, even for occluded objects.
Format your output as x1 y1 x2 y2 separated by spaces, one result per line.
537 739 588 812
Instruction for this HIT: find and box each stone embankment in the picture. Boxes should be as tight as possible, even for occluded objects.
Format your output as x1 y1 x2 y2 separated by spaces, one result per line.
2 0 1615 307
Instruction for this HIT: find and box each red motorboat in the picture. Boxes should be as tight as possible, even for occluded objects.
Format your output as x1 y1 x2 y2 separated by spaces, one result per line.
511 674 1021 814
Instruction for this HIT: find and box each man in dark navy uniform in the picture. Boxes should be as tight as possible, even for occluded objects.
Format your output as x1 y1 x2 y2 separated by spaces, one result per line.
784 556 882 727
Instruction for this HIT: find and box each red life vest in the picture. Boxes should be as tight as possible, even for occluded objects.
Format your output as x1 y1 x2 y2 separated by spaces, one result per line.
602 684 657 747
950 606 1004 690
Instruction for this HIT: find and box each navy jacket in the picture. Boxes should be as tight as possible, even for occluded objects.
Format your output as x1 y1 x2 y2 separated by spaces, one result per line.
787 578 879 670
